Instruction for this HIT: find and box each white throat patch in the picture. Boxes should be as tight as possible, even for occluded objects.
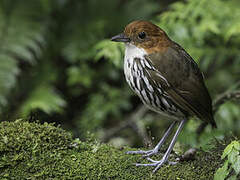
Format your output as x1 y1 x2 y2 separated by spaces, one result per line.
124 43 147 61
123 43 147 87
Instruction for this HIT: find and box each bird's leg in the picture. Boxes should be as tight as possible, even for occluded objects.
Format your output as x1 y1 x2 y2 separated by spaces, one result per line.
135 119 186 173
126 121 177 157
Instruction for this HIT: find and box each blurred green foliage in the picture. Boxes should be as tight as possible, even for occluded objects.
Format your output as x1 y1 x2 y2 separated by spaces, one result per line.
0 0 239 159
0 0 160 136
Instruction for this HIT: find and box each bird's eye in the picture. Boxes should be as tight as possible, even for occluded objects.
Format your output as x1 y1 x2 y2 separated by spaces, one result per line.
138 32 146 39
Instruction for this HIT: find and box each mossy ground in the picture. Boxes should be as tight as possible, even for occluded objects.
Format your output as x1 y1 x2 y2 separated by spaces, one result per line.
0 120 224 179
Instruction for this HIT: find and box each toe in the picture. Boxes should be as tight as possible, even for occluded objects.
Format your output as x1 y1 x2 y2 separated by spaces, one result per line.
126 149 153 155
143 151 155 157
136 162 158 167
146 157 159 163
126 150 145 154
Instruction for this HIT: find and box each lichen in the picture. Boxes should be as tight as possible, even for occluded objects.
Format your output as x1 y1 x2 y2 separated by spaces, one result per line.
0 120 226 179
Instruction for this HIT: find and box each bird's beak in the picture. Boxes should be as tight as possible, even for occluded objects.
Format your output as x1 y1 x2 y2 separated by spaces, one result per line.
111 33 130 42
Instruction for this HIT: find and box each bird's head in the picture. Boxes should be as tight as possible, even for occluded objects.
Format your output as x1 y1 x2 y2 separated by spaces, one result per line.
111 20 171 53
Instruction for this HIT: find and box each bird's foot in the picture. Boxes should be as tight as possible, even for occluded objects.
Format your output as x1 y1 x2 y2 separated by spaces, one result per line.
136 157 178 173
126 148 159 157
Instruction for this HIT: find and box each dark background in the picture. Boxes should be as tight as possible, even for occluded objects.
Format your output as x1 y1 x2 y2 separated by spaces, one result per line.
0 0 239 149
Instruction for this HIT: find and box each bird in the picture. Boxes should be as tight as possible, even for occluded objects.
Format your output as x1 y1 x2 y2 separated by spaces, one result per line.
111 20 216 172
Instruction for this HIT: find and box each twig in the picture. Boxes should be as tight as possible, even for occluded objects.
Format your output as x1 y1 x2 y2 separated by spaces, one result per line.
102 105 152 147
196 89 240 136
103 84 240 146
203 58 217 79
213 90 240 114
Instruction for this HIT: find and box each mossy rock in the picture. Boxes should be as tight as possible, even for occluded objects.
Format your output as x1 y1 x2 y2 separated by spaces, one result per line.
0 120 224 179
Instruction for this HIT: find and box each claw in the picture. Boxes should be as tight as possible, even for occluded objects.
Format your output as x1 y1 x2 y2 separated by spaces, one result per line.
146 157 158 163
142 149 159 157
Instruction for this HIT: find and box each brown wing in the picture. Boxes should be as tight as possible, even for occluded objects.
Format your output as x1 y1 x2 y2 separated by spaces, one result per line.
145 42 216 127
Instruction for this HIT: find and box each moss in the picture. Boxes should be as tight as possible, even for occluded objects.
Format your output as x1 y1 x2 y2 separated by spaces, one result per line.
0 120 225 179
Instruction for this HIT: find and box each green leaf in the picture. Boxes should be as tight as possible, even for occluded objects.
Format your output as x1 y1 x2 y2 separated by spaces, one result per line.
19 85 66 115
0 54 19 109
232 156 240 175
227 175 237 180
94 40 124 68
225 22 240 41
233 141 240 151
229 148 239 164
0 1 44 111
214 160 230 180
67 65 94 87
222 143 234 159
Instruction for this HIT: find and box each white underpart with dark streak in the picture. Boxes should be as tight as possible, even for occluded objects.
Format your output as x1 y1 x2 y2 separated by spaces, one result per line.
124 43 185 120
124 43 147 81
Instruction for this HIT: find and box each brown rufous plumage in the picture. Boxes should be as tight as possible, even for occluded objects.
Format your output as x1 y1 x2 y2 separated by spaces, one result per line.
125 20 216 127
111 20 216 172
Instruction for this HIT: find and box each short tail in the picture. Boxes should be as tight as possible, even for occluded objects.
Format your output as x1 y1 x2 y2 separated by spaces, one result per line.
210 120 217 128
208 114 217 128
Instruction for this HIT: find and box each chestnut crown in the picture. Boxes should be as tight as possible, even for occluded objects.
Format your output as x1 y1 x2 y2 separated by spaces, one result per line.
111 20 171 52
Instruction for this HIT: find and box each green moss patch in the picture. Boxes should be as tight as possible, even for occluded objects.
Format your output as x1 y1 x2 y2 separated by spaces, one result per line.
0 120 224 179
